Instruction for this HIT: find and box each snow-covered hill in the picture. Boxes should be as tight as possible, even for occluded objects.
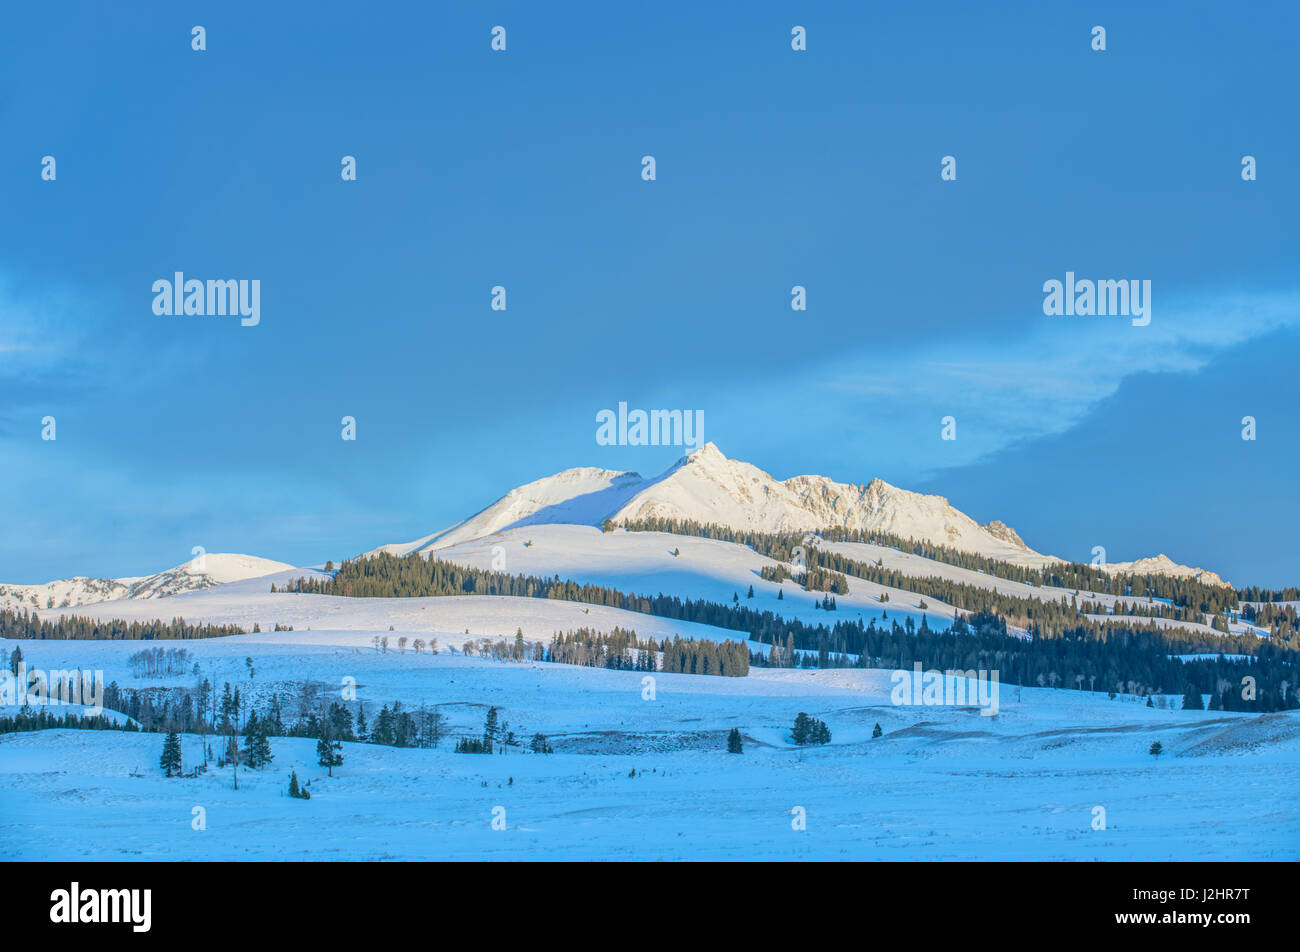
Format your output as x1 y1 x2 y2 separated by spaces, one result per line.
0 553 295 613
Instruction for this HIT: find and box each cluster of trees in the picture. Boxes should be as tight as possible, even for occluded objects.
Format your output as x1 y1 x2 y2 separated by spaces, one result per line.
545 627 749 677
0 609 244 642
368 635 439 654
743 611 1299 712
97 675 466 773
791 712 831 745
462 630 542 663
760 563 848 596
658 635 750 677
802 568 849 595
760 564 793 584
455 706 544 754
1238 585 1300 602
0 708 136 736
547 626 656 671
127 647 193 678
1240 602 1300 646
288 770 311 799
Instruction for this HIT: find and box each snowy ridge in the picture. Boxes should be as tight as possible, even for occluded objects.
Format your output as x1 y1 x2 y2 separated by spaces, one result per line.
379 442 1053 568
0 553 295 613
611 443 1047 565
362 467 649 558
372 442 1227 585
1097 554 1228 588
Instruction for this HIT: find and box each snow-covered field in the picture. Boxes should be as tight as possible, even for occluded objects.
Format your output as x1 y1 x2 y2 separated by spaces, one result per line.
3 631 1297 861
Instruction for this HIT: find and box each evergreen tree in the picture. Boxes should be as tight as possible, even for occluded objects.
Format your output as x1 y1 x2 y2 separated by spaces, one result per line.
242 712 273 769
1149 740 1163 759
159 731 182 777
727 727 743 754
791 712 812 745
354 703 368 742
1182 687 1205 711
317 725 343 776
371 705 395 746
872 722 883 739
288 770 310 799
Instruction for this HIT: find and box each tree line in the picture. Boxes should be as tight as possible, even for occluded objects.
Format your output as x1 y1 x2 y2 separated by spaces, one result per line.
1 608 244 642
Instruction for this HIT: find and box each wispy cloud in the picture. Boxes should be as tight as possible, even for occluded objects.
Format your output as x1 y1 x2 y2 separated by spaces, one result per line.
711 290 1299 482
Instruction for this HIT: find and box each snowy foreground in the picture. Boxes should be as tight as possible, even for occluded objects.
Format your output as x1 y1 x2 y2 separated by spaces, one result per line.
3 630 1298 861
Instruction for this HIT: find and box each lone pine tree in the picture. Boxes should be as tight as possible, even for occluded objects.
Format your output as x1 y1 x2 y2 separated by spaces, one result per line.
242 712 273 769
317 726 343 776
159 731 182 777
727 727 743 753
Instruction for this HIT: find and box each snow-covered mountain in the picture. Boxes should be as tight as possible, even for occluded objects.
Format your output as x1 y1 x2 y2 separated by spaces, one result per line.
371 443 1229 584
1097 554 1228 588
369 443 1045 567
8 447 1226 605
0 553 295 613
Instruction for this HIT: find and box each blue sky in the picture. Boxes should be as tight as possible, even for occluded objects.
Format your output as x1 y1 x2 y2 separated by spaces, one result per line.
1 1 1296 586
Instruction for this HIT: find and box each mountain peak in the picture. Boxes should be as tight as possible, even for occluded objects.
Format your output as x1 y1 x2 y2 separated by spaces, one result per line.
981 520 1029 550
681 441 728 465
